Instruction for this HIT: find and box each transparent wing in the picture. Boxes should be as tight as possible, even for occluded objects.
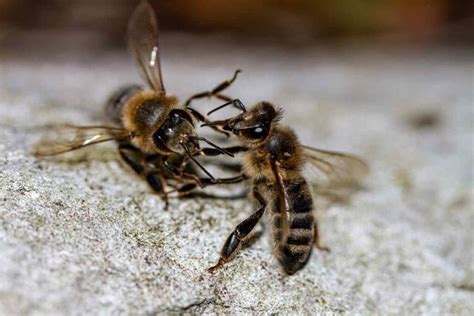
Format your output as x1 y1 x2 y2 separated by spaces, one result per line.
33 125 133 157
303 145 369 188
127 1 166 92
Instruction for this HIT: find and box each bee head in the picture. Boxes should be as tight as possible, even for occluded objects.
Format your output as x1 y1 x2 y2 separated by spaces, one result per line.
152 109 199 154
224 101 282 144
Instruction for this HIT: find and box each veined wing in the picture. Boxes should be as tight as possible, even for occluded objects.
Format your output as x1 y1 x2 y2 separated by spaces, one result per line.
127 1 166 93
33 125 133 157
303 145 369 188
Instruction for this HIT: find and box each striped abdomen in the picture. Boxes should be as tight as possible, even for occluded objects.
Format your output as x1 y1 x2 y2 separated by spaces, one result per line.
270 177 314 274
104 85 142 126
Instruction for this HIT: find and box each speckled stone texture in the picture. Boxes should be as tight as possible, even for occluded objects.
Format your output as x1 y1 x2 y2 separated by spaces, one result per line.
0 38 473 315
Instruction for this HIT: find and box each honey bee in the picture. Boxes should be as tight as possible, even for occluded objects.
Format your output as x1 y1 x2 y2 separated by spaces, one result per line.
33 1 246 206
203 100 368 274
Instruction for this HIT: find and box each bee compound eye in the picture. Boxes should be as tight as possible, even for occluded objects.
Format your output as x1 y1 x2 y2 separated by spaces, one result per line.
254 127 264 134
239 124 269 140
250 125 268 138
169 109 193 124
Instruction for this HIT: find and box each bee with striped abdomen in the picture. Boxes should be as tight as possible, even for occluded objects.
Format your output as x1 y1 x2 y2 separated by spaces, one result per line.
203 100 368 274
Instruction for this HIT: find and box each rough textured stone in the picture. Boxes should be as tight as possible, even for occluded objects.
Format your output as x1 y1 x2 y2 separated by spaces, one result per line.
0 38 473 314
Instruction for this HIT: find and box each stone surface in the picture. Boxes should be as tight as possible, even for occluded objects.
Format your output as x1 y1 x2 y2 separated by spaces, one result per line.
0 38 473 315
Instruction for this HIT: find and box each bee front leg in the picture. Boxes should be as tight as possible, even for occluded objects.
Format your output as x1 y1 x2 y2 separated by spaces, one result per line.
187 108 230 138
198 146 248 157
184 69 241 108
185 70 241 138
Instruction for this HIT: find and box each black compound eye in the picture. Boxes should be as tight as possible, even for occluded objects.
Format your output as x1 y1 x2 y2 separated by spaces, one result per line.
170 109 194 125
152 130 171 153
240 124 269 140
253 126 265 135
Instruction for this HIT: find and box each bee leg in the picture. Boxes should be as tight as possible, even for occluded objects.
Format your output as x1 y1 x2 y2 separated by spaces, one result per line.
210 161 242 173
208 189 266 273
193 149 244 173
118 143 146 174
145 171 171 210
119 143 170 208
166 181 218 198
201 174 248 186
187 108 230 137
178 154 242 181
199 146 248 157
172 182 200 197
163 158 205 188
313 223 330 252
163 182 213 198
163 174 247 201
184 190 249 200
167 173 248 195
184 69 241 107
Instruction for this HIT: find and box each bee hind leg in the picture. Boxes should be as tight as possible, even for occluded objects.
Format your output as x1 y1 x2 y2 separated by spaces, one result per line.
208 190 266 273
313 223 330 252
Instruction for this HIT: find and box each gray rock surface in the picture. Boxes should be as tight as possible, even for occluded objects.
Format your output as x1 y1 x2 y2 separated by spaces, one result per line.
0 38 473 315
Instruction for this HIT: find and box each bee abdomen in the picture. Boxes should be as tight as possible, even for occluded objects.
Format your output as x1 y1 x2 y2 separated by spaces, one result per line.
271 178 315 274
105 85 142 125
273 213 315 274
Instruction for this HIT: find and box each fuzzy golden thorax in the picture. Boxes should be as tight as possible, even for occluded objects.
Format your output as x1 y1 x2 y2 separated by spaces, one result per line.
121 91 197 154
242 125 304 182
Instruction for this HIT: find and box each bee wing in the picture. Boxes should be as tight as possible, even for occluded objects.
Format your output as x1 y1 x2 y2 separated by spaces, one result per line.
33 125 133 157
270 161 291 242
302 145 369 188
127 1 165 93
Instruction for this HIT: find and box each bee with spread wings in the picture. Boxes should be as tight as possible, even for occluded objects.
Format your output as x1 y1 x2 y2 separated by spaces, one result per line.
198 99 368 274
33 1 246 207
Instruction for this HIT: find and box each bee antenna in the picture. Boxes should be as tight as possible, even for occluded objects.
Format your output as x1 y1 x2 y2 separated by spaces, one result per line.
207 99 246 116
181 144 215 180
191 136 234 157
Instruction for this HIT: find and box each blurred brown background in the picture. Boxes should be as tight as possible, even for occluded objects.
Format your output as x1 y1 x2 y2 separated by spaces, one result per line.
0 0 473 48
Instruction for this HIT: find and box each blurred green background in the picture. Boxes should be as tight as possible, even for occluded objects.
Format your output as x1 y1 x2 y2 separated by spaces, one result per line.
0 0 472 48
